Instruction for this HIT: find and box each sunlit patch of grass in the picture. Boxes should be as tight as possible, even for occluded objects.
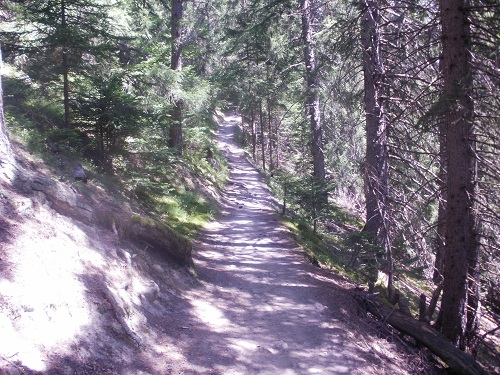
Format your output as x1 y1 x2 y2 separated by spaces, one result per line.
132 176 219 238
280 206 371 284
153 192 215 237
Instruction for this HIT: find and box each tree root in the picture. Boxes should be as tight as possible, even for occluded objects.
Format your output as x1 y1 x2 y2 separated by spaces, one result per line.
101 284 142 348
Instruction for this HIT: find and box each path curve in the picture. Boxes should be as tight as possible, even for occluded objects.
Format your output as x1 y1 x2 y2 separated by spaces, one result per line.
165 116 402 374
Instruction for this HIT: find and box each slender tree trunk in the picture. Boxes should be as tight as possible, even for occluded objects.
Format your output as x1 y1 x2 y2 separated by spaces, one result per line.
99 123 104 151
360 0 391 288
170 0 183 74
466 252 481 351
439 0 480 351
275 120 280 169
301 0 326 202
168 0 183 155
251 108 257 161
61 0 70 129
259 101 266 171
267 99 274 171
0 44 12 158
434 120 447 284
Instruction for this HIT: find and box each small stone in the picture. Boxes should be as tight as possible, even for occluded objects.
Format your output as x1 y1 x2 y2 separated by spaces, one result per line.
142 282 160 302
73 164 87 183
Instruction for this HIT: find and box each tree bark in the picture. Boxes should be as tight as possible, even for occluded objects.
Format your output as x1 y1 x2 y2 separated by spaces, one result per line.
168 0 183 155
301 0 326 203
259 100 266 171
361 0 389 242
170 0 183 73
434 88 447 284
251 108 257 161
360 0 391 285
439 0 480 350
267 99 274 171
426 282 443 322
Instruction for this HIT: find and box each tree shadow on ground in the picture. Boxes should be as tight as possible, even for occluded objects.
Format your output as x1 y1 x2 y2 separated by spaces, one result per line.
140 116 410 374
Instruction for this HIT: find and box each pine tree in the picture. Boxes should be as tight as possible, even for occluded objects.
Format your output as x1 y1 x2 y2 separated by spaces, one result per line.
439 0 480 350
168 0 184 155
6 0 112 129
301 0 327 206
360 0 391 284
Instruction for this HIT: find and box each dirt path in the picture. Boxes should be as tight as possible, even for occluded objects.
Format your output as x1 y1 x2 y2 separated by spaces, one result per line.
160 115 412 374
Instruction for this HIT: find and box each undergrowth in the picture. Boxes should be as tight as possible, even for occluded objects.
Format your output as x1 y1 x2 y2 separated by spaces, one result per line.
282 212 437 315
4 73 229 239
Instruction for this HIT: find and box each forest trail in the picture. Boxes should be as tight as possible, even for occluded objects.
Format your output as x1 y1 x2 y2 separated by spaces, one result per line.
161 115 409 374
0 114 422 375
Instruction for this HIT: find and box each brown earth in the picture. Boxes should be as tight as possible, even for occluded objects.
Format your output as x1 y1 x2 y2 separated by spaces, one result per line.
0 115 434 374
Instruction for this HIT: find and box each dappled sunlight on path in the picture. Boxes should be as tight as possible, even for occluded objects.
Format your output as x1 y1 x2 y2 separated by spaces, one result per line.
170 115 385 374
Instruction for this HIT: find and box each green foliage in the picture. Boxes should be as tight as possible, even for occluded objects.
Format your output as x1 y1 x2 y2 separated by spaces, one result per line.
45 128 87 153
127 140 226 237
343 231 385 281
74 71 144 166
3 75 84 154
1 0 228 235
272 172 334 230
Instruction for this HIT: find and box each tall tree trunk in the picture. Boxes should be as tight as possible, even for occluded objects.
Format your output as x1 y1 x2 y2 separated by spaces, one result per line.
0 44 12 158
439 0 480 350
168 0 183 155
170 0 183 75
434 120 447 284
275 119 280 169
251 108 257 161
301 0 326 202
259 101 266 171
267 99 274 171
61 0 70 129
360 0 391 287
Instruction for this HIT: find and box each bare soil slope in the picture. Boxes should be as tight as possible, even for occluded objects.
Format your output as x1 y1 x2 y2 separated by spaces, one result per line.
0 115 431 374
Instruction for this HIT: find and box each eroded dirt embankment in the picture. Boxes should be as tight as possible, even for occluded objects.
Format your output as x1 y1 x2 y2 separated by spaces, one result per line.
0 146 196 374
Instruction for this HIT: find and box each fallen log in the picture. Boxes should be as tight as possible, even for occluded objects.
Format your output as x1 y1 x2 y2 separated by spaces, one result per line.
356 293 486 375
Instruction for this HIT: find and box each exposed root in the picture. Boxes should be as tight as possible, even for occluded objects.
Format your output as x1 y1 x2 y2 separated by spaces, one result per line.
101 282 142 348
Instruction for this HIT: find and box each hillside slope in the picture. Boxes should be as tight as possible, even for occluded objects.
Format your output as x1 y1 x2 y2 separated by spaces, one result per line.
0 142 197 373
